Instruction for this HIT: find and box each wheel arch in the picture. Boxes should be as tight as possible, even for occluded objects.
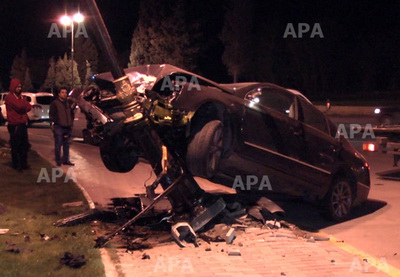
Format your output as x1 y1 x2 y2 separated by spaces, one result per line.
329 166 358 201
188 101 234 155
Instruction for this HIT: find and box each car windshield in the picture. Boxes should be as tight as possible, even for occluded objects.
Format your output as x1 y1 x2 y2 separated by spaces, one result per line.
36 96 53 105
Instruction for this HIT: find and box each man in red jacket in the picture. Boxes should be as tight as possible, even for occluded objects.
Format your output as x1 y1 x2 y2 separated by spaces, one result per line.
5 78 32 170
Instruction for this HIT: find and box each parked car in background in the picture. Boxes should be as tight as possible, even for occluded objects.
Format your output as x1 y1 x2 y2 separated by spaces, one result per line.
374 106 400 126
0 92 53 126
89 64 371 221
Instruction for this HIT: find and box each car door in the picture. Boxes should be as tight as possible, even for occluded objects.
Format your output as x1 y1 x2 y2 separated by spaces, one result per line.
239 86 308 193
296 96 338 194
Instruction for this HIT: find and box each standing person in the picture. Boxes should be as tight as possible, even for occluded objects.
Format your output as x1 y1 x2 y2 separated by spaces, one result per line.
5 78 32 171
49 88 75 166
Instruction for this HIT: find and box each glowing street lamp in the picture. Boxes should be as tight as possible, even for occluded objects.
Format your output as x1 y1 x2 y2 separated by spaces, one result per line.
60 12 84 89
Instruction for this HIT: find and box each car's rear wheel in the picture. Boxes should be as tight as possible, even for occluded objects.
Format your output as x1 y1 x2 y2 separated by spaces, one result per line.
186 120 223 178
324 178 353 221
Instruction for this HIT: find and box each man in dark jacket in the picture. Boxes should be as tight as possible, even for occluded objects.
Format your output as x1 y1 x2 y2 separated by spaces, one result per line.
49 88 75 166
5 78 32 170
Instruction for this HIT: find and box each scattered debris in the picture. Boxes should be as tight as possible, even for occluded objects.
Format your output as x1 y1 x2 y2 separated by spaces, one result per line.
141 253 150 259
247 206 265 223
306 237 315 243
39 233 50 241
0 229 9 235
205 247 211 251
265 220 281 229
257 197 285 216
225 228 236 244
171 222 198 247
126 238 153 251
5 241 32 253
60 252 86 269
227 250 241 256
5 246 21 253
62 201 84 208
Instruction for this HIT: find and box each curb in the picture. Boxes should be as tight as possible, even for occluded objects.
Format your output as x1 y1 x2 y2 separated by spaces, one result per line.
33 149 120 277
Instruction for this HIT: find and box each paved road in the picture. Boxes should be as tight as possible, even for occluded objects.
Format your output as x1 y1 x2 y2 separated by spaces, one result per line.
0 117 399 275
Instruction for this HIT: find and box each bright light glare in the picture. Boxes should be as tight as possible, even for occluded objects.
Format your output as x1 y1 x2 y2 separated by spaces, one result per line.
362 143 376 152
73 13 84 23
374 108 381 114
60 15 72 25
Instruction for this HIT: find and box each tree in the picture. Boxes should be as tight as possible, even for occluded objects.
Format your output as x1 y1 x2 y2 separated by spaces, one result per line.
84 60 94 87
129 0 201 71
220 0 254 82
23 68 33 91
10 48 28 83
42 57 56 92
55 53 81 90
75 36 99 83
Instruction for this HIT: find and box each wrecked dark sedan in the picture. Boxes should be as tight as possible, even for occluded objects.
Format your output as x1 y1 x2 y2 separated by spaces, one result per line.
88 64 370 221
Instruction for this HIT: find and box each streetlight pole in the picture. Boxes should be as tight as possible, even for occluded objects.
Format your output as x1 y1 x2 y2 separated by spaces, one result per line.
71 22 74 89
60 12 84 90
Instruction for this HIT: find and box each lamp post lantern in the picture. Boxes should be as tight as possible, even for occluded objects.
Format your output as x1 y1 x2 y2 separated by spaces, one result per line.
60 12 84 89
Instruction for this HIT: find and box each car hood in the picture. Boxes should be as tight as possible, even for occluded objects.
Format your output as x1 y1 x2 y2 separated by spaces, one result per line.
94 64 233 94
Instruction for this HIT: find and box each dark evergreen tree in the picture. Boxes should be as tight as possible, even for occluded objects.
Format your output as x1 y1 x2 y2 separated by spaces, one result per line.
129 0 202 71
220 0 254 82
75 36 99 83
10 48 28 83
42 57 56 92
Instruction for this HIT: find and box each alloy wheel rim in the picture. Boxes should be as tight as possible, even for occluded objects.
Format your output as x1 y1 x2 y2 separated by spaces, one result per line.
331 181 352 218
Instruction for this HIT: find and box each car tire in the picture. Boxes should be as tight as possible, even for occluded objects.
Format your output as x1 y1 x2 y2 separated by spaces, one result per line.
186 120 223 178
379 115 394 126
324 178 353 222
100 133 139 173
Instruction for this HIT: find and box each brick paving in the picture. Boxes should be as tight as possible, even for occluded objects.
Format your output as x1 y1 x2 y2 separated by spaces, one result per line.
114 227 390 277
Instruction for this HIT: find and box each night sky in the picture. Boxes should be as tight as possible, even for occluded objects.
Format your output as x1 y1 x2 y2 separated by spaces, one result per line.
1 0 400 98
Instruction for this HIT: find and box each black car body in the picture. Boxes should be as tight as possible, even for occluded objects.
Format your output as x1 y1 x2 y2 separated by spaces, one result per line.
91 64 370 221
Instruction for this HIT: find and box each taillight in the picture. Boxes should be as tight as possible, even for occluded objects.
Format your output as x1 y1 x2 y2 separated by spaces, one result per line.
362 143 377 152
32 104 42 110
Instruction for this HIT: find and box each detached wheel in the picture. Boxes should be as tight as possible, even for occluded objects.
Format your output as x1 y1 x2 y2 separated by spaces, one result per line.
186 120 223 178
100 133 139 173
324 178 353 221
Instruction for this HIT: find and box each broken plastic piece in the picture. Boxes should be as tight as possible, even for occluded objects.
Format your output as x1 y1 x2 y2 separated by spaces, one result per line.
227 249 241 256
171 222 197 248
0 229 9 235
225 228 236 244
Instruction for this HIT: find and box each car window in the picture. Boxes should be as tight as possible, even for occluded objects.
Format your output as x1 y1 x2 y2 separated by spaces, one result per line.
25 96 32 102
36 96 53 105
298 97 329 134
245 87 295 118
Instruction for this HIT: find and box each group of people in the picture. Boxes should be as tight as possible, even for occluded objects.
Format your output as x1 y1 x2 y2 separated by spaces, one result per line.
4 78 75 171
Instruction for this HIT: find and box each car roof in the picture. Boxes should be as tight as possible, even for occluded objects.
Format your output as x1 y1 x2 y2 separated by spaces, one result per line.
218 82 312 103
